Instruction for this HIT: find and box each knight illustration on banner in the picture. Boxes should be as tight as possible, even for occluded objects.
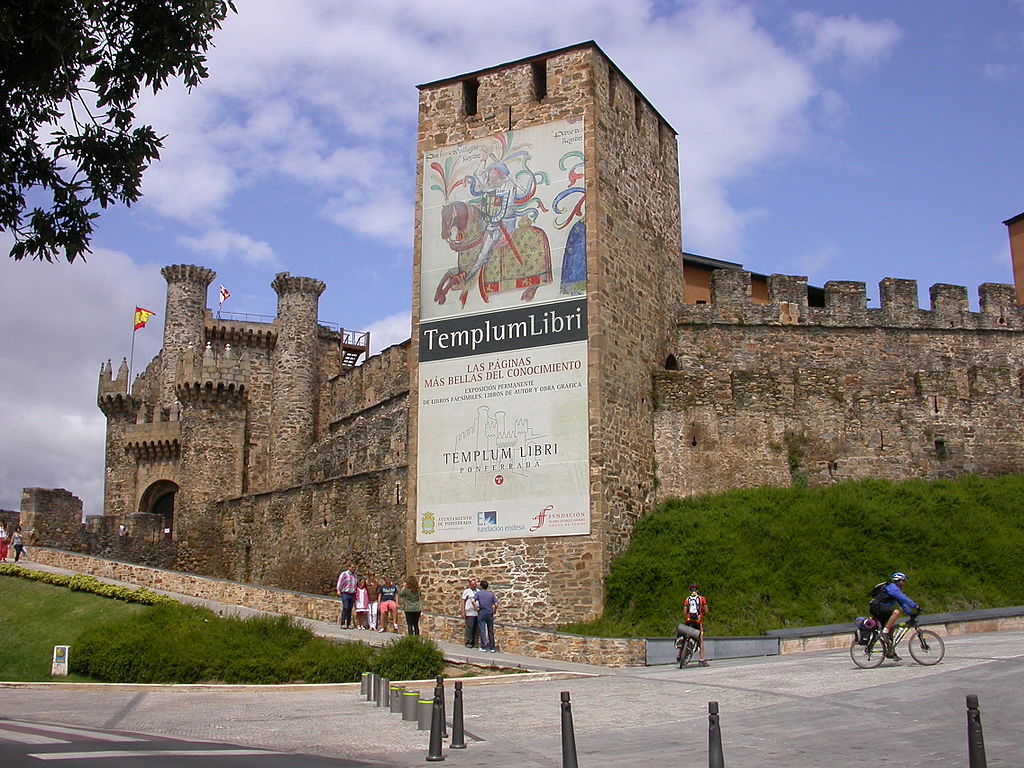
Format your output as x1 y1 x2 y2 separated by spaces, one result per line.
428 124 586 310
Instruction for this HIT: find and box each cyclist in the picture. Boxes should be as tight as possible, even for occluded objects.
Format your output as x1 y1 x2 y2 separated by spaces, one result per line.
682 584 709 667
869 572 920 661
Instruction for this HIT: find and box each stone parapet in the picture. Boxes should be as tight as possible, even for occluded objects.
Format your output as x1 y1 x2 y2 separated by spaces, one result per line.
174 342 248 406
679 270 1023 331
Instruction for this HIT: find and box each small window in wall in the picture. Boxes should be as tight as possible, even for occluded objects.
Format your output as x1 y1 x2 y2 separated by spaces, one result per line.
634 94 643 131
665 355 678 371
532 61 547 101
608 64 617 106
463 78 478 117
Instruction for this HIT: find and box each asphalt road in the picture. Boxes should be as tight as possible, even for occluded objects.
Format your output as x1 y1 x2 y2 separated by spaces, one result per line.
2 628 1021 767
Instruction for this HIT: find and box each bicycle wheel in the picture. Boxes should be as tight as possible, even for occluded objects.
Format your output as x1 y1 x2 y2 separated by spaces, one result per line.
679 638 695 668
907 629 945 665
850 635 885 668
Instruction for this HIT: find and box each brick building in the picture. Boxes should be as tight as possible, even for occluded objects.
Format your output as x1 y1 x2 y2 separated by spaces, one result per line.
21 42 1024 627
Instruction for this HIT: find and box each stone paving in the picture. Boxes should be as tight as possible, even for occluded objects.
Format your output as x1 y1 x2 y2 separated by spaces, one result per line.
2 562 1022 766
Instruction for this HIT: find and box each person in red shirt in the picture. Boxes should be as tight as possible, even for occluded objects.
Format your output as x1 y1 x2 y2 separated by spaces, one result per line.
683 584 709 666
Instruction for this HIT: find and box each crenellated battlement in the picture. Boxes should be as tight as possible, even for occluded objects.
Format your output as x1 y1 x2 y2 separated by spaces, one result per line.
271 272 326 298
174 342 248 406
161 264 217 287
204 311 278 350
97 358 139 416
678 269 1023 331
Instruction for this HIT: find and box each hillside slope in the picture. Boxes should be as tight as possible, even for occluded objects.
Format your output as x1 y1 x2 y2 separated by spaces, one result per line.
564 475 1024 637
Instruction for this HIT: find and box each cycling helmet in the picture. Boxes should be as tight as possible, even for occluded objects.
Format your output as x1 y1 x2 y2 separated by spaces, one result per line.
688 584 699 591
890 572 908 582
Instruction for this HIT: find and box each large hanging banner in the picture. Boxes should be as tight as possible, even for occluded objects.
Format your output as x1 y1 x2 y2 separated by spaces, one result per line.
417 116 588 542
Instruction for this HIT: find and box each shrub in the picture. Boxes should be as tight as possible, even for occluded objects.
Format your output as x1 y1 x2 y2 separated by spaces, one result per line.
69 603 373 684
0 565 176 606
369 636 445 681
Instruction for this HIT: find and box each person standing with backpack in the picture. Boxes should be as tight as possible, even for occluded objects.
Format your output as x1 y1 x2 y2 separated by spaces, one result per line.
683 584 709 666
869 572 920 661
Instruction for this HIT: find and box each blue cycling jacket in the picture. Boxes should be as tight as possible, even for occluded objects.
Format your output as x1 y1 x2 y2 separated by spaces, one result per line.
879 582 919 613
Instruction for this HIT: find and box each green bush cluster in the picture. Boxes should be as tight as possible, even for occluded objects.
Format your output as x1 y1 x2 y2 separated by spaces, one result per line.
69 602 442 684
0 565 176 606
369 635 447 681
563 475 1024 638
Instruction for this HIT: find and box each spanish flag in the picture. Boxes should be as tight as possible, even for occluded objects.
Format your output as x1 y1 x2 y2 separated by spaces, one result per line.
134 307 156 331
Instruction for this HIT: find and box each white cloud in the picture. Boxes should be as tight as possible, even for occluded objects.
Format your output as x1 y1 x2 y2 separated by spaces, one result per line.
0 244 165 515
791 11 902 71
366 311 412 355
178 229 279 266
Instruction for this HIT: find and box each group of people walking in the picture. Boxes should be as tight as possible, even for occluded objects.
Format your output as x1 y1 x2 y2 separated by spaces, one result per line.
335 567 422 635
0 524 25 562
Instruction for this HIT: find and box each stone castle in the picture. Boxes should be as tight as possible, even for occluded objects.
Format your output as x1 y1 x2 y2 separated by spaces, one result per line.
17 42 1024 629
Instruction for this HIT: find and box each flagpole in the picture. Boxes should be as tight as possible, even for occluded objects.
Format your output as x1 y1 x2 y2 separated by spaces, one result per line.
128 326 137 389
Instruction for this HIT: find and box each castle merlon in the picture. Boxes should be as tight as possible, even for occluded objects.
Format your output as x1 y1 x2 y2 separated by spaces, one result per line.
174 342 248 405
678 269 1022 331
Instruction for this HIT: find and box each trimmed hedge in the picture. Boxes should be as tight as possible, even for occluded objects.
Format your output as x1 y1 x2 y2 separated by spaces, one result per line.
0 564 176 606
69 603 439 684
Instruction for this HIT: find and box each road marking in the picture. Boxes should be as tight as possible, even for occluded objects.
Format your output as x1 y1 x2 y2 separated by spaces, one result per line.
29 748 283 760
0 721 143 742
0 729 68 745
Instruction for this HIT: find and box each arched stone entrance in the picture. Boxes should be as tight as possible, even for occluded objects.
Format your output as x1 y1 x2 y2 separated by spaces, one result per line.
139 480 178 539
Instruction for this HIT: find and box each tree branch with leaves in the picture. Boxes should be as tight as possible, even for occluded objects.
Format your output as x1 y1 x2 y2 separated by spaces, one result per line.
0 0 235 262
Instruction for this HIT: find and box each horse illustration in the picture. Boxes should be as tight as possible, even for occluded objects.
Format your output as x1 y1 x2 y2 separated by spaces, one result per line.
434 200 552 307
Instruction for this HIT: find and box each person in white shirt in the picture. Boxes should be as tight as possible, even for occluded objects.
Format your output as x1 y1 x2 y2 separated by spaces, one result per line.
460 578 480 648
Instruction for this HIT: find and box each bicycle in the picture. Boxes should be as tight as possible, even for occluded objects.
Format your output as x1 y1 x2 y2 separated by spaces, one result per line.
676 635 697 668
675 623 702 668
850 614 945 668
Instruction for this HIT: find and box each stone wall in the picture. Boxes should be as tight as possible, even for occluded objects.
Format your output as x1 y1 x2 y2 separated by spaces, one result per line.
655 271 1024 498
19 488 82 549
216 469 408 596
26 548 646 667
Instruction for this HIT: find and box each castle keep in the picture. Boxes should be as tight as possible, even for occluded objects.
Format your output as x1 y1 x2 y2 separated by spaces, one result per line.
21 43 1024 628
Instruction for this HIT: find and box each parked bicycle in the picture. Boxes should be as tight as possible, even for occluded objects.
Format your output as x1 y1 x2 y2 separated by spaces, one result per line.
850 613 945 668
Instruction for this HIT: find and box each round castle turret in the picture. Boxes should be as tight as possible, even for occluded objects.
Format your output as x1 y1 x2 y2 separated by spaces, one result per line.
160 265 216 412
269 272 326 488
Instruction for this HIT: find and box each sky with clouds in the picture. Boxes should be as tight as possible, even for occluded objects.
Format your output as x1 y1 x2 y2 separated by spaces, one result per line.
1 0 1022 517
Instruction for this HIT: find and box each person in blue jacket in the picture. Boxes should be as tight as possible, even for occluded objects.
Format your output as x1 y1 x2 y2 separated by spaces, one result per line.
869 572 920 660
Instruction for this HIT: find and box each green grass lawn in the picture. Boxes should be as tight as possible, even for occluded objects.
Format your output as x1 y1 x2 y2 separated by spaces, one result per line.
0 577 148 682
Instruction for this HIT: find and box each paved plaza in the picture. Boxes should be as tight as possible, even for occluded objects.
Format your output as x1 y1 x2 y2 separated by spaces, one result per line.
2 627 1021 767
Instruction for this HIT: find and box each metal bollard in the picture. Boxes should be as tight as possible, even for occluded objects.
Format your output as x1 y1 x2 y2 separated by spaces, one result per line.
418 698 433 730
426 690 446 762
966 694 987 768
560 691 579 768
708 701 725 768
360 672 370 698
390 685 405 714
435 675 448 737
378 676 390 708
402 690 420 721
369 672 380 703
450 681 467 749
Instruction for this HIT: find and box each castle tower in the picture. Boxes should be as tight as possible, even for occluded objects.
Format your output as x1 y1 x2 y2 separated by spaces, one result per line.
411 42 684 625
173 343 247 574
160 265 216 412
97 358 139 517
269 272 326 488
